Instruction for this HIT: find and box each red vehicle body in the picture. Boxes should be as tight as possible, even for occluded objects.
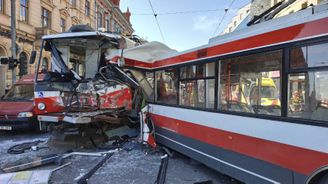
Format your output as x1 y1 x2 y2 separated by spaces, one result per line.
34 29 137 125
0 74 42 131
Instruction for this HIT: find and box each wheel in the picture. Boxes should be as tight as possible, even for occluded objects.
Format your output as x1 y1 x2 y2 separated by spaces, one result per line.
318 174 328 184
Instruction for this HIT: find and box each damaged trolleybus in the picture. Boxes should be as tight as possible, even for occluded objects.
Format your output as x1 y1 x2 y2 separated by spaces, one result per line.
33 26 154 133
108 3 328 184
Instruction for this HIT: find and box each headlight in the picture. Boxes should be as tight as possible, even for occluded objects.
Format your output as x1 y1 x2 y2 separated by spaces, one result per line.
38 103 46 110
17 112 33 118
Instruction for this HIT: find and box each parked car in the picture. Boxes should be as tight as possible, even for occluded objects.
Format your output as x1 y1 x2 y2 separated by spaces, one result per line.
0 74 41 131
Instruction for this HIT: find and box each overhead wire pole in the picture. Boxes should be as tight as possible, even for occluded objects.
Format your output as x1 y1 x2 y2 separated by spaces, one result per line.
11 0 17 84
148 0 166 44
212 0 236 37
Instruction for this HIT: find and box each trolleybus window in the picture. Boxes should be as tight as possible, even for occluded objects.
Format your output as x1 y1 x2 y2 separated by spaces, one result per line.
179 63 215 108
288 42 328 122
290 42 328 68
155 69 178 104
219 50 282 116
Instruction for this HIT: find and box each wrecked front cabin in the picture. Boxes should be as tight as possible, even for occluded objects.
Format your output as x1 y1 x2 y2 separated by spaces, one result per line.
34 27 154 129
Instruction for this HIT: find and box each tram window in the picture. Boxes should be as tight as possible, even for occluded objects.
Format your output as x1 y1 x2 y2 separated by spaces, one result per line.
179 80 195 106
155 69 178 104
179 62 215 108
288 71 328 122
219 50 282 116
291 42 328 69
290 46 307 68
206 79 215 108
180 65 196 79
196 64 206 78
206 62 215 77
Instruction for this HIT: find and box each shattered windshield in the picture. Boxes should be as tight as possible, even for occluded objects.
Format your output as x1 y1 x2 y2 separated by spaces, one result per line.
3 84 34 101
46 36 119 79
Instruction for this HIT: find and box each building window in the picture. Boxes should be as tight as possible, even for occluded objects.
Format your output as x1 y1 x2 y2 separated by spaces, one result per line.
85 0 90 16
20 0 28 22
155 68 178 105
179 62 215 108
60 18 66 32
42 8 51 28
106 17 110 31
70 0 76 7
219 50 282 116
97 11 103 28
0 0 4 14
288 42 328 122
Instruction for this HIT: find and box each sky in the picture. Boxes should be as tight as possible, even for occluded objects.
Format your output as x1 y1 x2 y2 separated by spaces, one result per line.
120 0 251 51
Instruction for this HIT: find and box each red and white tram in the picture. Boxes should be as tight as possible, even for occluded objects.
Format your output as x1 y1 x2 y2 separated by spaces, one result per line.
111 3 328 184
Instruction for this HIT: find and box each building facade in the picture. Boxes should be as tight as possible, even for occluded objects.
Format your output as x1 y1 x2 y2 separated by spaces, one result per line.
223 0 325 35
0 0 133 96
96 0 133 35
222 3 251 34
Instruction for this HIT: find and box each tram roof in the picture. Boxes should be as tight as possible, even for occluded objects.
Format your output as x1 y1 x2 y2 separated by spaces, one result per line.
109 2 328 69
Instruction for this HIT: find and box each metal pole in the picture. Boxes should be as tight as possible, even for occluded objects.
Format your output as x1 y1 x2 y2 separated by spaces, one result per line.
11 0 17 84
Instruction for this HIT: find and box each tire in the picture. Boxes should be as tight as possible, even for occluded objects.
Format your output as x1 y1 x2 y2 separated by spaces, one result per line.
318 173 328 184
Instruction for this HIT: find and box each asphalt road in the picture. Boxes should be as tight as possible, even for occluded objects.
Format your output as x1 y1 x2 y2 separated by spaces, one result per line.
0 130 243 184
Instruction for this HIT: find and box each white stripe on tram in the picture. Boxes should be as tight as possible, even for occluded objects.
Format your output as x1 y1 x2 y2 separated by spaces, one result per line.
149 104 328 154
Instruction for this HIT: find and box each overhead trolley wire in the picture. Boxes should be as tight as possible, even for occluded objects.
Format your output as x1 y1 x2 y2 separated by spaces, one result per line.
148 0 166 43
212 0 237 37
132 8 227 15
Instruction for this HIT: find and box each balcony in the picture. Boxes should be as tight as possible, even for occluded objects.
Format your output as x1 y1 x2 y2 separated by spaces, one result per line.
35 27 57 39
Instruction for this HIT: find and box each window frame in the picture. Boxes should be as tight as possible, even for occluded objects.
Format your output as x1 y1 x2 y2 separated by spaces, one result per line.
147 36 328 128
155 68 179 105
0 0 5 14
97 11 103 28
286 40 328 123
41 7 51 28
85 0 90 16
70 0 76 8
20 0 28 22
178 62 216 109
60 18 66 32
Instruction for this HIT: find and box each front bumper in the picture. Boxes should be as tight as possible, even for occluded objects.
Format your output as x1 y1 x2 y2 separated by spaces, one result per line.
0 117 37 131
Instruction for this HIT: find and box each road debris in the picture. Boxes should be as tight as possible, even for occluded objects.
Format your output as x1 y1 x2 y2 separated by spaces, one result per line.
155 154 169 184
75 153 113 184
7 140 45 154
2 154 62 173
51 162 72 173
0 170 52 184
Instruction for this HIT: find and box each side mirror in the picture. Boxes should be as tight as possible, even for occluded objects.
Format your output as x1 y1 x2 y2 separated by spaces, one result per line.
29 51 37 64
